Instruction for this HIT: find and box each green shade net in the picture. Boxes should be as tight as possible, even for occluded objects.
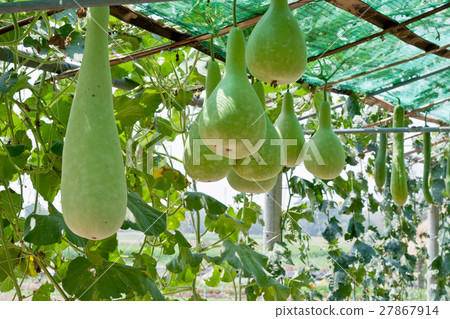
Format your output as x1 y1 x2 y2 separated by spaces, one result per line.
133 0 449 123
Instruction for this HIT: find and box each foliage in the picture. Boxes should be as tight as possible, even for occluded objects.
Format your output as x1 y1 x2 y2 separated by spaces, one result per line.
0 9 448 301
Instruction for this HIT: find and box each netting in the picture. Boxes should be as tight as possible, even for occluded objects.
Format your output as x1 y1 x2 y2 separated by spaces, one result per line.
133 0 449 123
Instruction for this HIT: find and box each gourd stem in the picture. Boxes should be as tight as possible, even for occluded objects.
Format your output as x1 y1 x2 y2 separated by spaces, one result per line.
209 36 215 62
233 0 237 27
270 0 288 9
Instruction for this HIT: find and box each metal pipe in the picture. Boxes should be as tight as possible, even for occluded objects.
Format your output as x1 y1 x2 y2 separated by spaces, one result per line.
0 0 181 14
303 126 450 135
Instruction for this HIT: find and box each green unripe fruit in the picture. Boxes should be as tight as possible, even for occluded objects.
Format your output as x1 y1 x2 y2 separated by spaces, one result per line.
274 92 305 167
227 169 278 194
61 7 127 240
199 27 266 159
374 133 387 191
233 81 283 181
390 105 408 206
422 132 434 204
445 143 450 199
183 60 231 182
303 101 345 180
246 0 307 85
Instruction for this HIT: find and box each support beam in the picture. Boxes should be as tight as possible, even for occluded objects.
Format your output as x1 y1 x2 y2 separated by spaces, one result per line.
263 175 282 251
0 0 180 14
427 205 439 301
324 0 450 59
304 127 450 136
364 96 448 126
404 138 449 157
327 44 450 87
0 10 61 36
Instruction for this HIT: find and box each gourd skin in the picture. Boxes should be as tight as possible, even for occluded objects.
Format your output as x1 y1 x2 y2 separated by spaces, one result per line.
233 81 283 181
61 7 127 240
183 60 231 182
422 132 434 204
274 92 305 167
246 0 307 85
446 143 450 199
390 105 408 206
303 101 345 180
374 133 387 191
199 27 266 159
227 169 277 194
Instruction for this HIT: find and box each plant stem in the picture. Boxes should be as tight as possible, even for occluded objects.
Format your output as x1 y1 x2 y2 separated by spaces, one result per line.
233 0 238 27
35 257 69 300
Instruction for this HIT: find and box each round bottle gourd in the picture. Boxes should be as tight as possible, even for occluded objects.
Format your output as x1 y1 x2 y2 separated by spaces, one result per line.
374 133 387 191
303 101 345 179
61 7 127 240
390 105 408 206
227 169 277 194
274 91 305 167
233 81 283 181
199 27 266 159
246 0 307 85
422 132 434 204
183 60 231 182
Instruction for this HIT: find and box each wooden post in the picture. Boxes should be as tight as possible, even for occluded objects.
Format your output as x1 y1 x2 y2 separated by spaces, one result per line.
263 175 282 251
427 204 439 300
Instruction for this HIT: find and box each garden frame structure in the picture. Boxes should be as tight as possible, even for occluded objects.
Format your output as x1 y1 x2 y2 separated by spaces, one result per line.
0 0 448 301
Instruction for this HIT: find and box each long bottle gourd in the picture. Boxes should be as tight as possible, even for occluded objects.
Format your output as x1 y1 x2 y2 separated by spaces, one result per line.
422 132 434 204
61 7 127 240
246 0 307 85
233 81 283 181
274 92 305 167
390 105 408 206
199 27 266 159
374 133 387 191
303 101 345 179
183 60 231 182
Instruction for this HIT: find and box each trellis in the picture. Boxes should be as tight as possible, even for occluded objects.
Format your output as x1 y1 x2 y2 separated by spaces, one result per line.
0 0 448 301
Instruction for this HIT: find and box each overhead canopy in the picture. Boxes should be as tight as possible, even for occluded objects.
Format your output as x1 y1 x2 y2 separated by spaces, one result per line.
132 0 450 123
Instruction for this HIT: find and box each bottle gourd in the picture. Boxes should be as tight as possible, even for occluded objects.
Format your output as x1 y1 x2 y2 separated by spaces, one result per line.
233 81 283 181
374 133 387 191
227 169 277 194
446 142 450 199
422 132 434 204
390 105 408 206
183 60 231 182
303 101 345 180
199 27 266 159
61 7 127 240
274 91 305 167
246 0 307 85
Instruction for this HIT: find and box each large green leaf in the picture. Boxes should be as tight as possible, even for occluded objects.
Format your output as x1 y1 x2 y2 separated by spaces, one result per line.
211 239 271 287
122 190 167 236
32 282 55 301
62 256 164 300
0 189 23 220
0 243 21 282
182 191 227 215
0 70 18 93
24 213 63 246
322 217 342 243
30 169 60 202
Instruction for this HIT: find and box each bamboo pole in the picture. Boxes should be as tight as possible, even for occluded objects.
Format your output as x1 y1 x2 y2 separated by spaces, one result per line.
427 205 439 301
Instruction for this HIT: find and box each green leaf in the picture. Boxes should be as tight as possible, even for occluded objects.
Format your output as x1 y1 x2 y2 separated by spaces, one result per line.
114 95 145 127
0 243 21 282
182 191 227 215
30 169 61 202
344 92 361 117
204 265 222 287
0 190 23 220
0 70 18 93
47 202 88 247
50 140 64 156
0 155 17 185
32 282 55 301
122 190 167 236
351 240 376 264
24 213 63 245
205 213 246 239
322 217 342 243
211 239 271 287
62 257 165 300
5 144 25 157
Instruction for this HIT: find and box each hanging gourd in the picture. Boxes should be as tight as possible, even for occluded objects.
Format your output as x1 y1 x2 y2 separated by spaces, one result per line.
374 133 387 191
61 7 127 240
274 91 305 167
227 169 278 194
390 105 408 206
445 141 449 199
422 132 434 204
246 0 307 85
233 81 283 181
183 45 231 182
198 23 266 159
303 100 345 179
